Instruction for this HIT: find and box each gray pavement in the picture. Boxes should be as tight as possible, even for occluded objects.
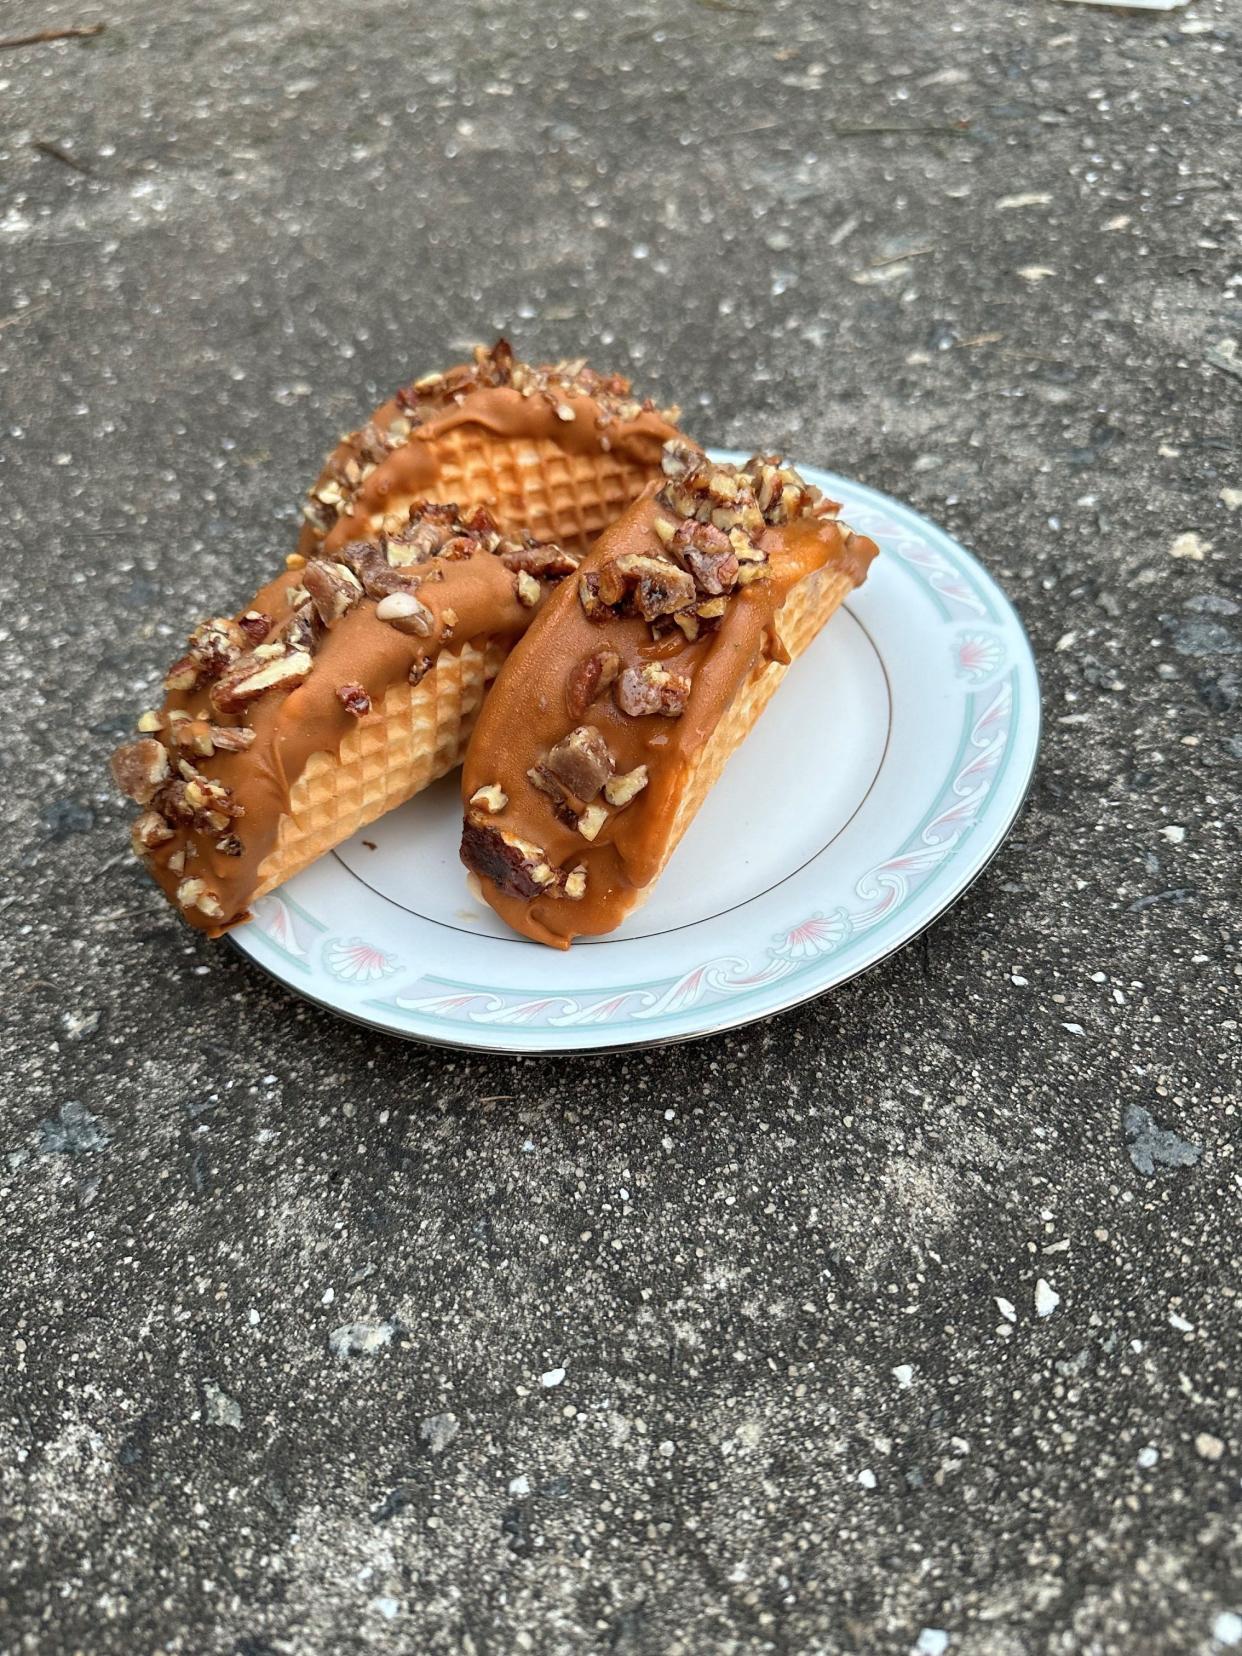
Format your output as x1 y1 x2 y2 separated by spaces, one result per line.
1 1 1239 1651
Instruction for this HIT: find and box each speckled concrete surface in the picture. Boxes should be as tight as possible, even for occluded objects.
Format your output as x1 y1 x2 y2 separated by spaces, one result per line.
1 2 1239 1652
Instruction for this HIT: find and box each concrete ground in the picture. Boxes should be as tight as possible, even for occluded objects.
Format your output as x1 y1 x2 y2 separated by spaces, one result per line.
1 0 1239 1651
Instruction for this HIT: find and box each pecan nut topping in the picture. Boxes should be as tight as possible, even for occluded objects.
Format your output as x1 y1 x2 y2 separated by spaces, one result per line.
671 520 739 596
110 738 171 805
469 784 508 815
603 765 648 807
598 553 697 622
302 558 364 626
131 810 174 851
615 663 691 719
545 726 614 802
336 682 371 717
210 649 314 715
566 647 622 720
500 543 578 579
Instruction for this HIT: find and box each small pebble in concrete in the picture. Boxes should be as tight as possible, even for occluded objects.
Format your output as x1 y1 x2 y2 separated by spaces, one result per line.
37 1102 110 1156
540 1367 566 1388
1124 1105 1202 1177
202 1381 242 1431
1035 1280 1060 1318
328 1321 395 1361
915 1631 950 1656
419 1413 459 1455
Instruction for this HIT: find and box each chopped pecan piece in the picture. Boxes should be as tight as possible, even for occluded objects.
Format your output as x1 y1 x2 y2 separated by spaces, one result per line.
604 765 648 807
215 833 244 857
598 553 696 622
671 520 740 596
303 559 364 626
743 454 823 525
163 656 200 693
238 610 273 646
208 725 256 753
375 590 434 636
546 726 613 802
577 803 609 842
499 543 578 579
166 617 248 691
136 710 164 734
469 784 508 815
527 765 580 828
131 810 174 851
566 647 622 720
615 663 691 718
110 738 170 805
409 657 432 688
336 682 371 717
171 718 216 757
180 766 242 824
563 865 588 901
578 570 611 623
661 439 703 482
515 570 541 608
461 821 556 900
336 539 411 600
176 878 224 919
278 610 318 654
211 650 314 715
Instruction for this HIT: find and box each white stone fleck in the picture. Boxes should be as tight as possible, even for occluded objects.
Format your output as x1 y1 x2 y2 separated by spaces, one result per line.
1137 1445 1159 1469
1169 1311 1194 1333
1213 1610 1242 1646
1159 825 1186 845
915 1632 950 1656
858 1468 877 1489
1195 1431 1226 1462
540 1366 566 1389
508 1474 531 1496
372 1597 400 1620
202 1381 242 1431
996 1297 1018 1323
1169 532 1210 561
419 1413 460 1455
328 1320 395 1361
893 1364 915 1389
1035 1279 1060 1318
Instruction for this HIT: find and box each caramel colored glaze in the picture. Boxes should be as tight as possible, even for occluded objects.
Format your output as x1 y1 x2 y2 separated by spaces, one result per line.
137 385 681 937
302 388 680 559
146 548 533 936
461 491 878 948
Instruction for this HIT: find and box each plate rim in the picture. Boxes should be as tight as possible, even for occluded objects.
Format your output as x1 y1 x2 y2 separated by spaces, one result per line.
230 459 1041 1054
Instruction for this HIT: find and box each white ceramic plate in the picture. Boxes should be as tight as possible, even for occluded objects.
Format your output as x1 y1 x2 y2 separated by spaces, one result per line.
232 454 1040 1053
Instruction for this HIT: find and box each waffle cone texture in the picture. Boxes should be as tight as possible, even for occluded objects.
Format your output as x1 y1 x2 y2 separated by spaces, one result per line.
255 431 665 904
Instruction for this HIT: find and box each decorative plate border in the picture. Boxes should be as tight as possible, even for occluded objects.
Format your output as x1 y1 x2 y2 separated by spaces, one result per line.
234 461 1040 1051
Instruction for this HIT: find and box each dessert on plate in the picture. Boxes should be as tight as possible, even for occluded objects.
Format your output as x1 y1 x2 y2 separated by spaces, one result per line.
459 440 878 948
109 343 683 934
